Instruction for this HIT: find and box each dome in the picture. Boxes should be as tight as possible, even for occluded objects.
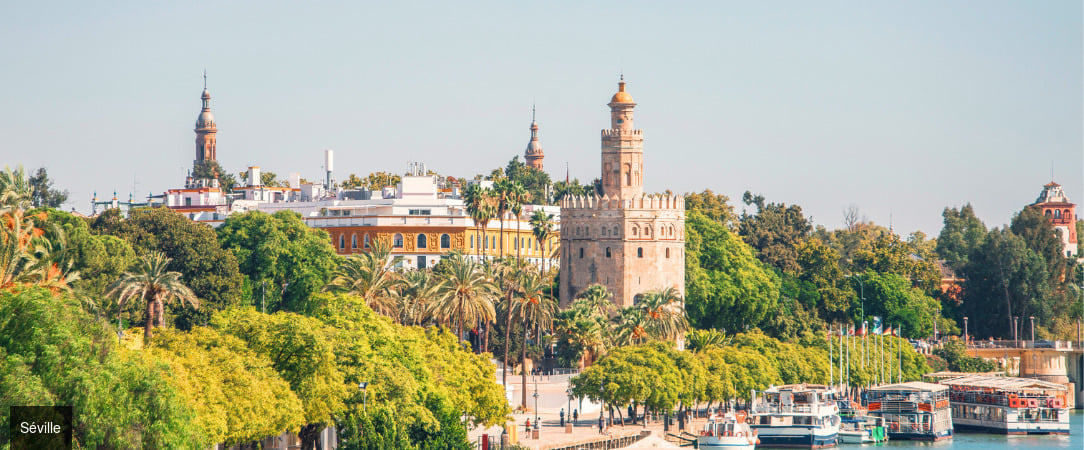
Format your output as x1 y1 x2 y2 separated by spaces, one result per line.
196 110 215 128
610 79 634 104
201 88 211 100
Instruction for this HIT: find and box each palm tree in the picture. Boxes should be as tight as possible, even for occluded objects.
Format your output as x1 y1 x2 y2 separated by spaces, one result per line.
0 210 76 293
0 165 32 212
394 269 439 326
637 287 688 340
529 210 555 275
576 284 616 317
613 306 652 346
494 179 512 257
107 252 198 341
510 271 557 408
464 184 496 259
431 253 498 348
685 329 728 352
325 238 403 317
556 297 612 367
507 183 531 265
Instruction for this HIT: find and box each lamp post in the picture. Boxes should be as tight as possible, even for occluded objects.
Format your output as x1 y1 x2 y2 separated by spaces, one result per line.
963 317 969 345
566 387 573 427
1029 316 1035 343
1013 316 1019 346
358 382 368 414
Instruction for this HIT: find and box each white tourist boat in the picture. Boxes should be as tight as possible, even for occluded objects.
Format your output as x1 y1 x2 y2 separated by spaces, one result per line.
866 382 953 441
750 384 840 448
937 375 1070 435
697 411 758 450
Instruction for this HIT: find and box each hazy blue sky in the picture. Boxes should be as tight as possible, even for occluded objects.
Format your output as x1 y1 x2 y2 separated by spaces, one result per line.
1 1 1080 236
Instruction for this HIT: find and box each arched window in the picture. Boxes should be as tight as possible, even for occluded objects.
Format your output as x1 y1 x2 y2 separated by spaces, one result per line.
1045 209 1052 217
605 247 612 258
351 233 358 250
417 234 427 248
644 226 651 237
363 233 370 249
441 234 451 249
586 226 590 236
613 226 619 236
637 247 643 258
339 235 345 250
1065 209 1073 220
393 233 404 248
633 227 638 236
665 248 670 258
471 235 475 248
602 227 607 237
1055 210 1062 219
579 248 584 258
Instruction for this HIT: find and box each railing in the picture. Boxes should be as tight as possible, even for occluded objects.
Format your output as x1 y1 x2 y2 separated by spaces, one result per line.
966 340 1077 350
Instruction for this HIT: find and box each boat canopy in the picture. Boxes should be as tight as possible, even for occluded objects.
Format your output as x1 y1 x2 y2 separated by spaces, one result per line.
867 382 948 392
936 375 1067 392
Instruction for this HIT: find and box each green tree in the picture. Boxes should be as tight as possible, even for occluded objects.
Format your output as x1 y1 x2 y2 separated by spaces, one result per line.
90 207 245 329
107 252 199 340
27 167 69 208
217 210 340 314
857 271 946 339
510 270 556 408
0 165 33 211
960 228 1051 339
684 189 737 229
796 238 851 321
529 210 557 275
739 191 812 273
935 204 987 269
40 209 136 298
932 339 999 372
463 184 496 259
149 327 304 446
0 287 200 448
685 210 780 332
212 309 348 449
853 231 941 292
503 156 551 206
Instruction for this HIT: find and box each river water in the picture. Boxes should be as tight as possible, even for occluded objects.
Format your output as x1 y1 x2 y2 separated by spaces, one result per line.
870 410 1082 449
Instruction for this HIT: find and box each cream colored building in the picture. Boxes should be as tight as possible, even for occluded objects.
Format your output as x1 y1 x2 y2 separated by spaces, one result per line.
559 78 685 308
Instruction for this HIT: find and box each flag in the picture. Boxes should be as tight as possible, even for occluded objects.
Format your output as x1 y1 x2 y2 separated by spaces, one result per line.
884 326 892 336
872 316 883 335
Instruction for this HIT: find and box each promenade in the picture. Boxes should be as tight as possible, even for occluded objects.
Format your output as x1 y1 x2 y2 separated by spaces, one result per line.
469 368 701 449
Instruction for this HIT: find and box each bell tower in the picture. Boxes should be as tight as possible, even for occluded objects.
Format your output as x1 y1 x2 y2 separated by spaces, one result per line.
194 72 217 164
601 76 643 199
524 106 545 170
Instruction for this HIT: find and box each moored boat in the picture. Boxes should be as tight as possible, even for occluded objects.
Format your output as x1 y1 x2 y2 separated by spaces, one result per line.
750 384 840 448
937 375 1070 435
866 382 953 441
698 410 758 450
837 415 888 444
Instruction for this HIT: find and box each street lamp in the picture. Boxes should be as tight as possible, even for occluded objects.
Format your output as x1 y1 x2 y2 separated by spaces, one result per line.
1029 316 1035 342
533 391 540 432
358 382 368 414
1013 316 1019 346
963 317 969 345
566 387 573 427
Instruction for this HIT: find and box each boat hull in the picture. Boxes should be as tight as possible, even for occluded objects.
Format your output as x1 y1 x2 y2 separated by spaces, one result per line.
751 428 837 448
696 436 756 450
885 429 952 441
953 421 1070 435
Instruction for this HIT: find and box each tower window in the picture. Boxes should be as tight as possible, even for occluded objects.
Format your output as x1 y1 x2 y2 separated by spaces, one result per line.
471 235 474 248
613 226 619 236
633 228 638 236
606 247 611 258
417 234 427 248
351 233 358 250
364 233 370 249
579 248 584 258
393 233 404 248
1055 210 1061 219
441 234 451 249
666 248 670 258
637 247 643 258
339 235 345 250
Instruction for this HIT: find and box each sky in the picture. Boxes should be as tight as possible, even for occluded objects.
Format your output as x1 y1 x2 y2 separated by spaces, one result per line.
1 1 1080 236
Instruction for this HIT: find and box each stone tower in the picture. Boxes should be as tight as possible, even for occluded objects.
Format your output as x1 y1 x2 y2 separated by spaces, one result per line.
559 78 685 308
194 77 217 164
1032 181 1078 258
524 107 544 170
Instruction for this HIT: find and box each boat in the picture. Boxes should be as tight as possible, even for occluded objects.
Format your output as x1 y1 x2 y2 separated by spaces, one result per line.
837 415 888 444
936 375 1070 435
749 384 841 448
866 382 953 441
697 410 758 450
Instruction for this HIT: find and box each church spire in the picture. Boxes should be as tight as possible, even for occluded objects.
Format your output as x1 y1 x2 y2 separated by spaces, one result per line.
524 105 544 170
194 73 218 165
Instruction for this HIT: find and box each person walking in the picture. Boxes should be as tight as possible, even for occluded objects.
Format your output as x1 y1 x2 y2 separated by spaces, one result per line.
559 408 565 427
598 414 604 434
573 409 578 423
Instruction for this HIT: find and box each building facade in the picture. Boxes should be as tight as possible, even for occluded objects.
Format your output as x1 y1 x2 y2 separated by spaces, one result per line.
1031 181 1078 258
559 78 685 308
